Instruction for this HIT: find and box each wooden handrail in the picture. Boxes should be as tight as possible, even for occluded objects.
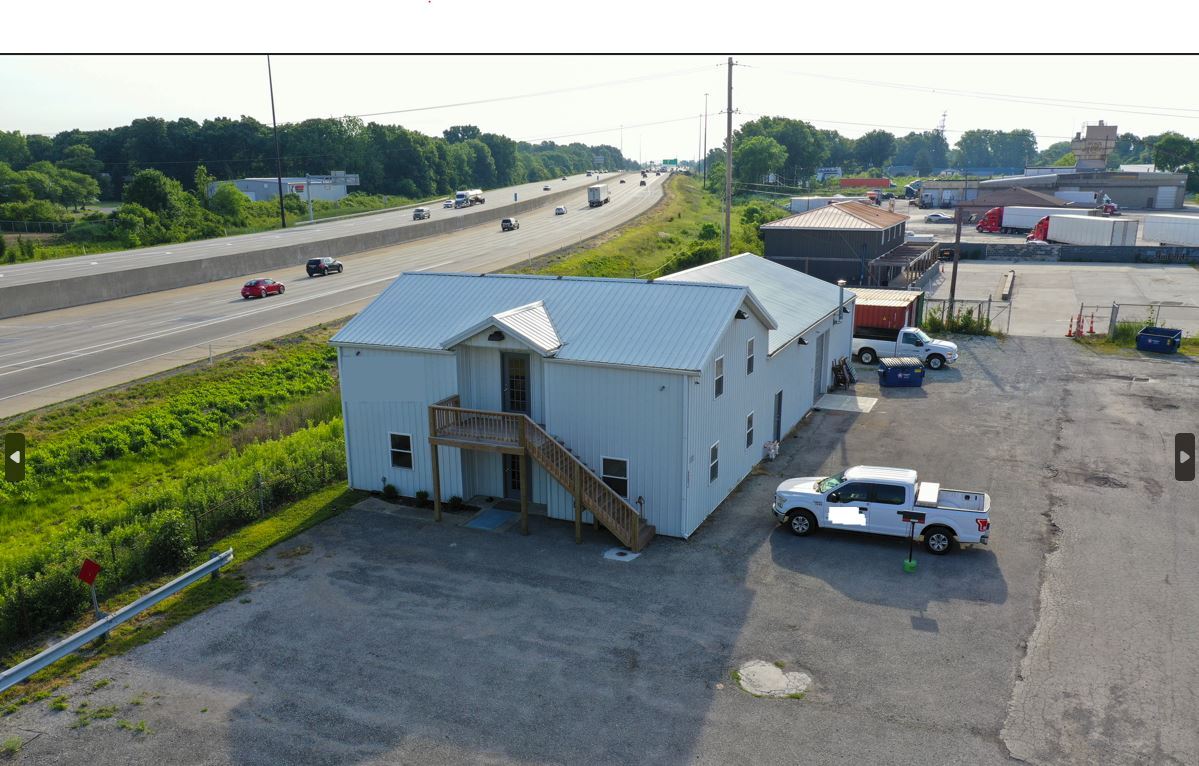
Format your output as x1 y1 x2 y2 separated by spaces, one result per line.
428 400 652 550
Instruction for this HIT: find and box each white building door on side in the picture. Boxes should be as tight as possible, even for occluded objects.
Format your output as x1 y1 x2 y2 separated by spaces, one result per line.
825 482 870 530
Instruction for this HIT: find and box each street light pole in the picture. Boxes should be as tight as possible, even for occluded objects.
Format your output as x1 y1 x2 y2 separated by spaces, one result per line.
267 55 286 230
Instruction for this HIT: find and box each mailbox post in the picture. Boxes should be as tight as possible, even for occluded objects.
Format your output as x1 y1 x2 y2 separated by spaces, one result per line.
898 510 926 572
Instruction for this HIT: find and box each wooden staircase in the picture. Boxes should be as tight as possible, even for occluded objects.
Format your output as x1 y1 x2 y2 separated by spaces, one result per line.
429 396 655 551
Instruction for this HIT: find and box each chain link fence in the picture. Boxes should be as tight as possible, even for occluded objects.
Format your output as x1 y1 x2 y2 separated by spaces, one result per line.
923 296 1012 335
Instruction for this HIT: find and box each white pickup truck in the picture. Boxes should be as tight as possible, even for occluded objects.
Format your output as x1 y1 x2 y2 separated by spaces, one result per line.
853 326 958 369
772 465 990 554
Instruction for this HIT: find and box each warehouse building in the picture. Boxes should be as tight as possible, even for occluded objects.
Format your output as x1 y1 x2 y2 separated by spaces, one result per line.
331 256 854 550
977 170 1187 210
761 201 909 285
208 171 357 202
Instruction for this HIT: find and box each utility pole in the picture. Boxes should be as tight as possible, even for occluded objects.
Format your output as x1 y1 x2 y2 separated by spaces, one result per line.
948 205 963 317
267 55 286 230
723 57 734 259
702 92 709 187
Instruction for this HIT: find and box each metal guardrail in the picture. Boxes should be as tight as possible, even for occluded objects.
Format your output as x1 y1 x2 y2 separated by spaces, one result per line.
0 549 234 694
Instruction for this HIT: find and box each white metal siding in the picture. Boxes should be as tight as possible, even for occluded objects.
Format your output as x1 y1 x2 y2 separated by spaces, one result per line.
1155 186 1178 209
542 361 687 536
456 338 545 424
339 348 462 498
684 313 774 536
682 301 855 536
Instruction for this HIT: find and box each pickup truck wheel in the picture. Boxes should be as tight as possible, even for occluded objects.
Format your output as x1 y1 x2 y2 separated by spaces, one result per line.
857 348 876 365
923 526 955 555
926 354 945 370
786 510 817 537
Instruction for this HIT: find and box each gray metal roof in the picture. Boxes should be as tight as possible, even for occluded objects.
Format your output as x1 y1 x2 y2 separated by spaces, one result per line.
439 301 563 355
331 272 776 373
660 254 848 355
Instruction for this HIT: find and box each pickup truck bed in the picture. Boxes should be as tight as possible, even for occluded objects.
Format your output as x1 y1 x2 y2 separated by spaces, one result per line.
916 481 988 512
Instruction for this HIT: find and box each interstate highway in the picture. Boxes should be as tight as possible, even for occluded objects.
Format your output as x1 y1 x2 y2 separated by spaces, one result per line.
0 173 666 417
0 173 604 289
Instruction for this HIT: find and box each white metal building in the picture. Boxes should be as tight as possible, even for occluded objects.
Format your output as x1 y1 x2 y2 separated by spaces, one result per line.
331 255 854 549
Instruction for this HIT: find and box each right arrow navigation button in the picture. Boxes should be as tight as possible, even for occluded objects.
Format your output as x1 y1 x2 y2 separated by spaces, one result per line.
1178 433 1196 482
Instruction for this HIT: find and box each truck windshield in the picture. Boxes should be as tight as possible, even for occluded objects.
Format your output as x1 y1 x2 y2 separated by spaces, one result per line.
817 473 846 493
913 329 933 344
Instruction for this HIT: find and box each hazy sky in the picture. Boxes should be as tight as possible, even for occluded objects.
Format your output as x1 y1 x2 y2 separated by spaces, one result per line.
3 54 1196 162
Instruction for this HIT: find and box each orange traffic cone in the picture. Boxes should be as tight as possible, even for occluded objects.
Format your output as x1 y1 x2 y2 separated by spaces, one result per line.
1066 316 1075 338
1088 312 1096 335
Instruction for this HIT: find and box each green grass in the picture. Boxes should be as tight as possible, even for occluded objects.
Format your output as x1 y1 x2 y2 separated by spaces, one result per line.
1 737 21 756
508 175 787 279
0 330 343 576
0 485 363 705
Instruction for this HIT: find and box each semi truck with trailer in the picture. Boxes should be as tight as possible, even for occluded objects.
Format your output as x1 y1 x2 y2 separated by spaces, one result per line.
454 189 485 208
587 184 610 208
975 206 1092 234
1142 214 1199 247
1026 215 1139 246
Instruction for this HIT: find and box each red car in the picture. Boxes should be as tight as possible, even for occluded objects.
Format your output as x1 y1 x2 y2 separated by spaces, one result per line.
241 278 285 299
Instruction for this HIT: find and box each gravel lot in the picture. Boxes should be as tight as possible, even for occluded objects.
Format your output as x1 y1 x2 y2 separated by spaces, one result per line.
3 338 1195 765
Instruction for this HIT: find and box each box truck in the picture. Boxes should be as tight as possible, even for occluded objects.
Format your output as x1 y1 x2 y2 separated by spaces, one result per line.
1142 214 1199 247
587 184 610 207
975 206 1091 234
1027 215 1139 246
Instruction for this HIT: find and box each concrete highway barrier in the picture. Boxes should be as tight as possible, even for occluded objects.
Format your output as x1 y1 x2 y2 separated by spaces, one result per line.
0 183 601 319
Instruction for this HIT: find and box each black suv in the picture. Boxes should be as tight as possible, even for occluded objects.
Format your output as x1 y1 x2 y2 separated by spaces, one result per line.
306 257 343 277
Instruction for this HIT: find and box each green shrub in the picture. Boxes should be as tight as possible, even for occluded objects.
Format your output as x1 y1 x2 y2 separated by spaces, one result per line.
144 509 195 574
382 484 398 500
448 495 463 510
415 490 429 506
0 419 346 652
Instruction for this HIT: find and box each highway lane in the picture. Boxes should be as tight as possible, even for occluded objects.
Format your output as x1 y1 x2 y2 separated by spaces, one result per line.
0 173 608 288
0 173 667 418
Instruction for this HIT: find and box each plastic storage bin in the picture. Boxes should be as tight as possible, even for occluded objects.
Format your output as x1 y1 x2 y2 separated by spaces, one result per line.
877 357 925 387
1135 327 1182 354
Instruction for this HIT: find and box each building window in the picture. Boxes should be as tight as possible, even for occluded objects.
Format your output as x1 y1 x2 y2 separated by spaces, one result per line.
745 412 754 448
714 356 725 398
746 338 755 376
601 457 629 498
709 442 719 483
389 433 413 469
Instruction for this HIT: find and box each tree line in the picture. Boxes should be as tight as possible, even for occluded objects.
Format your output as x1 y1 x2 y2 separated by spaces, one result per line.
0 116 634 216
697 116 1199 189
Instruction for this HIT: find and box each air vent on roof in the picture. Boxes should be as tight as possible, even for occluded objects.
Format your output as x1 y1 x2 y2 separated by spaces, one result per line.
488 331 505 342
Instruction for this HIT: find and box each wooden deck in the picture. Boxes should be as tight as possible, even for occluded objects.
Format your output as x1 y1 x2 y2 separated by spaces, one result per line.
428 395 655 551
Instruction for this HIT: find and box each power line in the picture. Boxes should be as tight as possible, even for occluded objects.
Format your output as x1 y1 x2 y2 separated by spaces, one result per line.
747 63 1199 121
349 63 722 120
519 114 705 144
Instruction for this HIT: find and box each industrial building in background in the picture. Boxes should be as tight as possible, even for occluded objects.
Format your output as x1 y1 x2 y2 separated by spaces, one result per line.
978 122 1187 210
208 171 359 202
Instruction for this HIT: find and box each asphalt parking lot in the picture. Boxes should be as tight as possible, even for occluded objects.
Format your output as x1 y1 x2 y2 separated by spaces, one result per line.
4 338 1196 765
924 262 1199 336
